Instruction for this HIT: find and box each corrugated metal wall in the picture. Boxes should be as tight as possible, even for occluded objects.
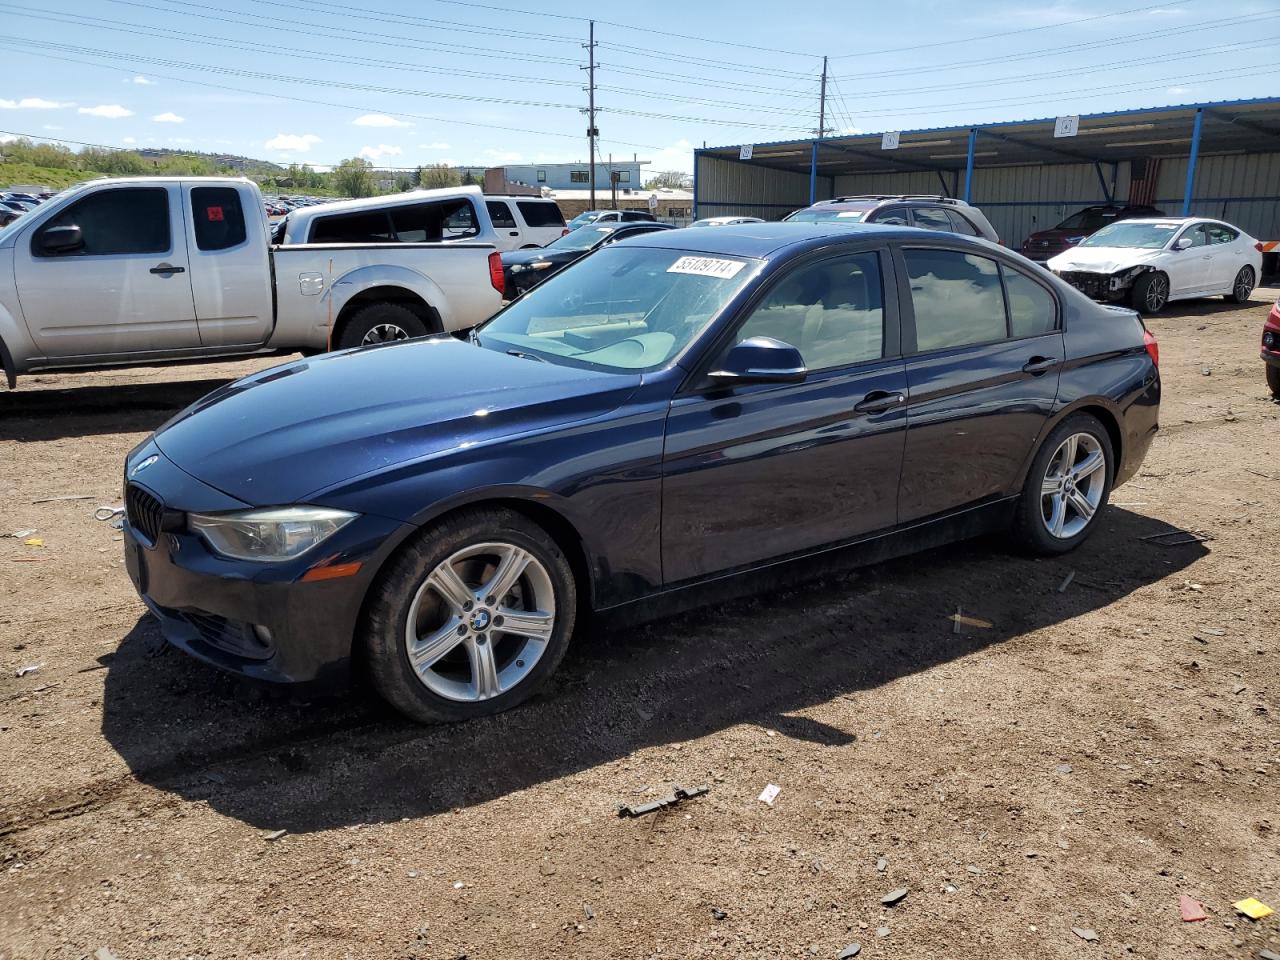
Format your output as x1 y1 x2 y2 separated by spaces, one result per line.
699 150 1280 244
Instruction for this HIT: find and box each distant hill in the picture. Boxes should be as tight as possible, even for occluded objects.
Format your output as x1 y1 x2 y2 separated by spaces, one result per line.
134 148 285 176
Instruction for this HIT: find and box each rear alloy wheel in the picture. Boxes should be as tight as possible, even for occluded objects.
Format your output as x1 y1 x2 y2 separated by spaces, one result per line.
337 302 430 350
363 508 576 723
1130 272 1169 315
1227 266 1255 304
1267 364 1280 400
1013 413 1114 555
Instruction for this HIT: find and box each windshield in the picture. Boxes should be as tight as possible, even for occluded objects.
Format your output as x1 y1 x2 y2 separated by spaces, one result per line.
476 246 759 372
544 225 615 252
784 207 868 223
567 212 603 229
1079 221 1179 249
1055 208 1119 232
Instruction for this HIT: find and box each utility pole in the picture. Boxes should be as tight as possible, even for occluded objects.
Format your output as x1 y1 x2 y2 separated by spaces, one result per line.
583 20 598 208
817 55 828 140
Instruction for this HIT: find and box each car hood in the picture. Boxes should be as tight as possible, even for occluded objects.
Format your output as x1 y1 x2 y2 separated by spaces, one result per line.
153 338 641 506
1047 245 1163 274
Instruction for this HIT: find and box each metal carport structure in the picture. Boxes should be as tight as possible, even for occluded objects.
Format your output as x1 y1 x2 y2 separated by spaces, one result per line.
694 97 1280 258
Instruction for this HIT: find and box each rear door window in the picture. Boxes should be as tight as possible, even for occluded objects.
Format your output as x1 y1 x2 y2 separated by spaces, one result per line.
910 207 953 233
486 201 516 229
1206 223 1238 244
309 210 395 244
874 206 909 226
517 200 566 227
903 249 1007 352
191 186 248 251
1001 264 1058 337
944 210 981 237
35 187 170 257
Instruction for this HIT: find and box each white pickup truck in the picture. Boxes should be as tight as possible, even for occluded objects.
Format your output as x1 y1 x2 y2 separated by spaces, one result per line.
0 177 505 388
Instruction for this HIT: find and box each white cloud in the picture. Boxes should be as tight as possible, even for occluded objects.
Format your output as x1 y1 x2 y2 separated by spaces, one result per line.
359 143 404 162
354 113 412 128
122 136 137 144
1167 86 1190 96
482 148 525 165
42 124 62 131
420 141 451 150
265 132 321 153
0 97 72 110
78 104 133 119
131 75 156 85
152 111 184 123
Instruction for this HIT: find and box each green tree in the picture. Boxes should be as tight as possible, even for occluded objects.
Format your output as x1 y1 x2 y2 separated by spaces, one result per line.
333 157 375 198
419 163 462 189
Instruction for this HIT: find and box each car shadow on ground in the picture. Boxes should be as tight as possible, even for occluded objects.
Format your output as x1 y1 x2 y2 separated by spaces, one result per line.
1 379 235 442
99 507 1206 833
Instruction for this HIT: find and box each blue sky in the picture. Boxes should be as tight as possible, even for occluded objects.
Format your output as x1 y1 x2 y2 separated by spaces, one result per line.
1 0 1277 173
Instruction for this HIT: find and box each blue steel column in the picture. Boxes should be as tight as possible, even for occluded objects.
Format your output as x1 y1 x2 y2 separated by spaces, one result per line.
962 128 977 202
1182 107 1203 216
809 140 819 206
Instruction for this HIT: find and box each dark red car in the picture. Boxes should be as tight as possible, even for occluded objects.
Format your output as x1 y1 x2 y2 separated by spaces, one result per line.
1021 204 1165 263
1262 297 1280 398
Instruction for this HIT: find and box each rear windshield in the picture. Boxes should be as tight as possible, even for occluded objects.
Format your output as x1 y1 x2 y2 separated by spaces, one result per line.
785 206 870 223
1056 208 1120 232
1079 221 1179 249
476 246 759 372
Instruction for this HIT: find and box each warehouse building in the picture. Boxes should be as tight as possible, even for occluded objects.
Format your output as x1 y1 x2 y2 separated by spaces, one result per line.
694 97 1280 267
457 160 647 192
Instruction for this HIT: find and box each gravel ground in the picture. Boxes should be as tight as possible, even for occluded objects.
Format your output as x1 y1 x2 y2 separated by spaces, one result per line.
1 290 1278 960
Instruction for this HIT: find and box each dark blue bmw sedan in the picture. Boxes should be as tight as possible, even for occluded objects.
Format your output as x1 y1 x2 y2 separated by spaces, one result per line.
123 223 1160 723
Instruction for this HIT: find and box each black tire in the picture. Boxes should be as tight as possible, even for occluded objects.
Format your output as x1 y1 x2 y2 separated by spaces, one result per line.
1012 412 1115 555
1130 271 1168 315
1227 265 1255 304
1267 364 1280 400
336 302 430 350
363 507 577 724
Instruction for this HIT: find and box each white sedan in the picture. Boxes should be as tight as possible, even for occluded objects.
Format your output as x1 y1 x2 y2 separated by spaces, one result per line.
1047 217 1262 314
690 216 766 227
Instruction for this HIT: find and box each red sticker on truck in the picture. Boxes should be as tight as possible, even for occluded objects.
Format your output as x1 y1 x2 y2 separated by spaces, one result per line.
206 206 225 222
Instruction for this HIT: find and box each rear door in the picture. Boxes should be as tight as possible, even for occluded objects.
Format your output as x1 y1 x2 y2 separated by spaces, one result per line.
515 199 567 247
486 200 522 250
1204 222 1245 292
894 245 1063 522
14 183 199 358
183 183 273 347
662 248 909 584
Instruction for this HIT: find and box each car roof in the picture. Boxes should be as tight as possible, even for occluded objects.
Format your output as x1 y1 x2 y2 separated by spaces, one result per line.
287 185 485 223
613 220 985 258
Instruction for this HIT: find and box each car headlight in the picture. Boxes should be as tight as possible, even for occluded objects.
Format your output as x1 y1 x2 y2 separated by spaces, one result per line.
189 506 357 562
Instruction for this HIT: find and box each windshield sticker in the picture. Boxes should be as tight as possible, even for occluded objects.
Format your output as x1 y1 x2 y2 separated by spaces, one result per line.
667 256 746 279
1150 223 1178 230
836 211 864 219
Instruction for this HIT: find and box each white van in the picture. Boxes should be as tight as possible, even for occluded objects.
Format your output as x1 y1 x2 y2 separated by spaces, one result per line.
484 196 568 250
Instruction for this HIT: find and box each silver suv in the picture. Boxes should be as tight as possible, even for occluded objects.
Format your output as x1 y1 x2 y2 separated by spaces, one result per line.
785 195 1000 244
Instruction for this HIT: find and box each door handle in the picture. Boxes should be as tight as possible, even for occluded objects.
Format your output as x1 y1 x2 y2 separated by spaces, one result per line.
853 390 905 414
509 231 520 237
150 264 185 275
1022 356 1058 375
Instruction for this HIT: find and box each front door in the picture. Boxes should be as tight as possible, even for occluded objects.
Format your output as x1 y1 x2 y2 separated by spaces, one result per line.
15 184 198 359
1168 223 1210 295
662 249 908 585
895 245 1062 522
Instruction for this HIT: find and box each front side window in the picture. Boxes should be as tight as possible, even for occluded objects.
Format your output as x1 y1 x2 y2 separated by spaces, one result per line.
486 201 516 229
734 252 885 371
1178 224 1208 248
35 187 170 257
477 246 758 372
517 200 566 228
904 249 1006 351
309 210 394 244
191 186 247 251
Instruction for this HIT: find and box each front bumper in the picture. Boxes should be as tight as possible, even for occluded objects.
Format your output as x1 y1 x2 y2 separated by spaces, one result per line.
122 442 410 689
1055 269 1137 303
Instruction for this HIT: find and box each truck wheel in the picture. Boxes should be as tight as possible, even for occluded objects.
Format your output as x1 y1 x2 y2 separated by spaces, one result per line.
1130 272 1168 314
338 302 430 349
1267 364 1280 399
362 507 577 724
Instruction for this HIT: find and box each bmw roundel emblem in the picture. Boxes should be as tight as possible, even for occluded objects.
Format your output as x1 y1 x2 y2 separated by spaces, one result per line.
130 454 159 477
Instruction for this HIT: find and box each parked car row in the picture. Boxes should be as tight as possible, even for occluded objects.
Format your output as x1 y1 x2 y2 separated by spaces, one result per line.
0 189 53 227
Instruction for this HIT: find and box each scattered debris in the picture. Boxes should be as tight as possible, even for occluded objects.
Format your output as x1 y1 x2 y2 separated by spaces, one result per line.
1138 530 1213 547
876 857 887 873
31 494 94 504
1056 763 1073 774
1234 684 1248 695
950 608 993 632
1257 949 1280 960
15 663 43 678
22 537 44 547
1057 570 1076 593
1072 927 1099 942
618 783 710 818
453 881 465 889
1233 897 1274 920
1179 895 1207 922
94 506 125 529
876 926 891 938
94 949 120 960
1245 469 1280 482
1200 627 1226 636
3 528 37 539
757 783 781 806
837 944 861 959
583 903 595 921
263 829 287 842
710 907 727 921
966 865 981 875
880 887 908 906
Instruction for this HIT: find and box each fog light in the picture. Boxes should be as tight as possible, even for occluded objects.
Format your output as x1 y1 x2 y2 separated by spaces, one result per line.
252 625 273 645
1265 331 1277 348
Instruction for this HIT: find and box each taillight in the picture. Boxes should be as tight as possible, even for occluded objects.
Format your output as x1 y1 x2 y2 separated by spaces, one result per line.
488 250 504 296
1143 329 1159 366
1256 241 1265 252
561 228 570 237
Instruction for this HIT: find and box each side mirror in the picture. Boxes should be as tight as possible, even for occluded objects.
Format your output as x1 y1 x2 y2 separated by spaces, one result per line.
707 336 806 387
38 224 83 254
1173 236 1193 251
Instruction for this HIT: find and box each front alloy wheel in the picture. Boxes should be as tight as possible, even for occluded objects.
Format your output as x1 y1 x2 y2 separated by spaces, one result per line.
1131 272 1169 314
363 508 576 723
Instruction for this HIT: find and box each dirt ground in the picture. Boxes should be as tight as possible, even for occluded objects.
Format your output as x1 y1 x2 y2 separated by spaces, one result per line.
1 289 1278 960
